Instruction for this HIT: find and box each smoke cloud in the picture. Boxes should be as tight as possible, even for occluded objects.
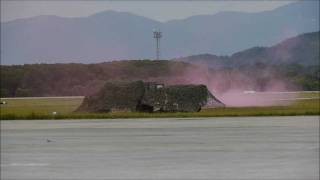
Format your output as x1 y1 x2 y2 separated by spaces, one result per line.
164 63 297 107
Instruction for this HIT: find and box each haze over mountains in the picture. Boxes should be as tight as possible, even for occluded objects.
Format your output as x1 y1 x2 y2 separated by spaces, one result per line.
1 1 319 65
175 31 319 68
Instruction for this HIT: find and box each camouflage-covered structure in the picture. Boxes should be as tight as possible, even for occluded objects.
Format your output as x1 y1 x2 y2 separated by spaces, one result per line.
76 81 224 113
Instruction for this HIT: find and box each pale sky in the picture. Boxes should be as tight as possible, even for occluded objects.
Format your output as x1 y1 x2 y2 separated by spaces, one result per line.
1 0 296 22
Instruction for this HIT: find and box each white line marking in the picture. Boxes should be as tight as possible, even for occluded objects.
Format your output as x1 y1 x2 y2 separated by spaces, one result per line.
253 91 319 94
2 163 50 167
277 97 320 101
1 96 84 100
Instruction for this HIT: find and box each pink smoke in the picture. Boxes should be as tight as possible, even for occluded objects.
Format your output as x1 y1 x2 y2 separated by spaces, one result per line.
165 63 297 107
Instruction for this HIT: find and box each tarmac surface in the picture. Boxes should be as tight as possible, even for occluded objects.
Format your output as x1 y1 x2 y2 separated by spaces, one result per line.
1 116 319 180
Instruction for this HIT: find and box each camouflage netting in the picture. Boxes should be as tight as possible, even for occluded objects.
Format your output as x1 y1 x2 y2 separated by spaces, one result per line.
76 81 224 113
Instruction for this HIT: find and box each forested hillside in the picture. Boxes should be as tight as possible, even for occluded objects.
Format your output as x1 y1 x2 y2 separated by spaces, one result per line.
175 31 319 67
1 60 318 97
0 61 190 97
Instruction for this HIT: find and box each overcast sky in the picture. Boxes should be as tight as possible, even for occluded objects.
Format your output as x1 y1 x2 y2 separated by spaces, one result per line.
1 0 296 22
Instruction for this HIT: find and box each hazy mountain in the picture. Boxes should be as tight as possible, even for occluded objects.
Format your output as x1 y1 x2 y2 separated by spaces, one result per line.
1 1 319 64
175 31 319 67
1 11 161 64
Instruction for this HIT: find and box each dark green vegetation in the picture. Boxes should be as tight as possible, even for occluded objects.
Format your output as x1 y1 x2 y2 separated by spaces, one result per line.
77 81 224 113
1 60 319 98
0 92 319 120
0 61 190 97
0 61 317 97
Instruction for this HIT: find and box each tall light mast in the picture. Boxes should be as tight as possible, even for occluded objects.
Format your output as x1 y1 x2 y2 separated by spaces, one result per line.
153 30 162 60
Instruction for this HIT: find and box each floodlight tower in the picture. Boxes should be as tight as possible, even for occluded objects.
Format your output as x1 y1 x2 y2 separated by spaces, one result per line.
153 29 162 60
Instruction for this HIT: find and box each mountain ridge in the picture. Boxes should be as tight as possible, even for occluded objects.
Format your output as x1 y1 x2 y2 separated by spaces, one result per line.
1 1 319 64
175 31 319 67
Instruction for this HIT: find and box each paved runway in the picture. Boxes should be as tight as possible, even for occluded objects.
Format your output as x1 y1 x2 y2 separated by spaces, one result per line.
1 116 319 179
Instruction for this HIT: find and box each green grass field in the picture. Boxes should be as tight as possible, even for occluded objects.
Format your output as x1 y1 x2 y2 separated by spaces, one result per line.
1 92 319 120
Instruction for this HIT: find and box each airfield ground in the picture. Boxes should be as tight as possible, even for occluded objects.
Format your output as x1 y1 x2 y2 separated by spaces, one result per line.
0 91 319 119
1 116 318 179
1 93 319 179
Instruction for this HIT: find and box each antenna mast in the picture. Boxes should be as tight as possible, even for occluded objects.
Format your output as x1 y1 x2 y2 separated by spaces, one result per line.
153 30 162 60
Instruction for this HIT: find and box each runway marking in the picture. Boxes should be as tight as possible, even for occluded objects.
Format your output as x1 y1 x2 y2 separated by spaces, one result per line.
278 97 320 101
2 163 50 167
248 91 319 94
1 96 84 100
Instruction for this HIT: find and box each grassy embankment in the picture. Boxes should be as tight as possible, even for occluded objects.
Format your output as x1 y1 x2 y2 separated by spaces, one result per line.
0 92 319 120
